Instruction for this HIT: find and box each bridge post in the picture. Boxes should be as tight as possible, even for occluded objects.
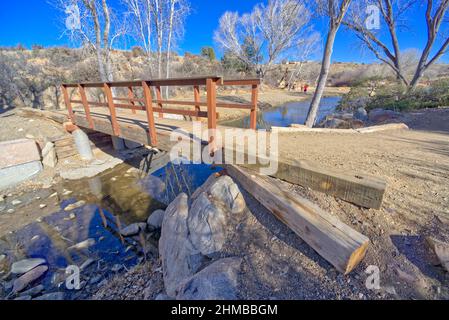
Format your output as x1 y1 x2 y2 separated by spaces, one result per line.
250 84 259 130
103 83 121 136
61 85 75 124
78 84 94 129
142 81 158 146
206 78 218 155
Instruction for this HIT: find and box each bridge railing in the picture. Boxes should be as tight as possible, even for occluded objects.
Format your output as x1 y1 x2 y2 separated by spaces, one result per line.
61 76 260 147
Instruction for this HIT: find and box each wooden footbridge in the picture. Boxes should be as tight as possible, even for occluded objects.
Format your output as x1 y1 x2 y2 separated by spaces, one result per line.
55 75 388 274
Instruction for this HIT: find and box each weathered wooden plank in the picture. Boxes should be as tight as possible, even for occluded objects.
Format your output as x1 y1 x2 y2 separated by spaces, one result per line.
239 157 386 209
225 165 369 274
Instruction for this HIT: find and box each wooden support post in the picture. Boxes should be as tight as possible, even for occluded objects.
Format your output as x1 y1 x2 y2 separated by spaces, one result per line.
128 86 136 114
206 78 218 155
142 81 158 146
61 85 75 124
250 84 258 130
103 83 120 136
156 86 163 118
193 85 201 121
225 165 370 274
78 84 94 129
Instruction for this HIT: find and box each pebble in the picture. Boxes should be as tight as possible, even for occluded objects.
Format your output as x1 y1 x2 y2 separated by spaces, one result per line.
11 258 47 274
69 213 76 220
7 209 14 214
39 204 47 209
0 195 4 202
31 235 40 241
64 200 86 211
11 200 22 206
68 238 95 250
50 192 58 198
25 134 35 139
0 254 6 262
62 189 73 196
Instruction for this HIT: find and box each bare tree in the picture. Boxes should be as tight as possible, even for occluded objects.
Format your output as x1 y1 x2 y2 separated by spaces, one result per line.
305 0 352 127
57 0 126 82
409 0 449 89
124 0 189 91
287 32 321 90
344 0 449 91
214 0 312 79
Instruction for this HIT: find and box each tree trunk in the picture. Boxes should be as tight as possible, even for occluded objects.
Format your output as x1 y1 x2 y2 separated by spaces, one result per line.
305 27 338 127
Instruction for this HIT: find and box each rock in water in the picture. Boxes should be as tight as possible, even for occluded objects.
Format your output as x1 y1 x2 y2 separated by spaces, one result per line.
176 257 242 300
159 193 199 297
33 292 65 300
120 222 147 237
13 265 48 293
147 209 165 229
68 238 95 250
188 176 246 256
64 200 86 211
19 284 45 297
11 258 46 274
426 237 449 272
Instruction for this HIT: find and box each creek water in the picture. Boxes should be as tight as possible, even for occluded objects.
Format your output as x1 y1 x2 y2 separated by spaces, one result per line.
222 96 342 129
0 159 219 299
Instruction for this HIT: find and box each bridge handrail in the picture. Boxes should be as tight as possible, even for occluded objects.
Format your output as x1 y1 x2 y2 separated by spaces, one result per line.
61 76 260 147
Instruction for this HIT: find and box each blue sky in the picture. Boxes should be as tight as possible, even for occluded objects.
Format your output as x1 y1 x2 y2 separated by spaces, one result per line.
0 0 445 63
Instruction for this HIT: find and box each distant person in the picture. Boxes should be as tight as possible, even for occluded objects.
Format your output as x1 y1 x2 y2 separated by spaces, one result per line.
304 84 309 93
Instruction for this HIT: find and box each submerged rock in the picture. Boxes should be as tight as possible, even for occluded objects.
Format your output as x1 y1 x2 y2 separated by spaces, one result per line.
68 238 96 250
19 284 45 297
159 193 199 297
64 200 86 211
120 223 147 237
176 257 243 300
11 258 46 274
147 209 165 229
13 265 48 293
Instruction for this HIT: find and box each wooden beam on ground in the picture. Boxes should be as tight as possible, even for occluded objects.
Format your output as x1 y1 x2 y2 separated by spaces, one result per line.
225 164 369 274
238 157 386 210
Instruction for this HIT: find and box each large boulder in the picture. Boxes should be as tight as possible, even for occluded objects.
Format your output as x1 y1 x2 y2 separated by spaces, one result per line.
176 257 242 300
188 176 246 256
159 193 201 297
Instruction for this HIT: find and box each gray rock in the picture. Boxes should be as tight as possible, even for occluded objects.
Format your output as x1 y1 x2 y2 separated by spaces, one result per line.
176 257 242 300
11 199 22 206
19 284 44 297
188 176 246 256
426 237 449 272
120 222 147 237
207 176 246 214
68 238 95 250
147 209 165 229
64 200 86 211
188 193 227 256
33 292 65 300
368 108 401 123
13 265 48 293
11 258 46 274
42 142 57 168
354 107 368 121
14 295 32 300
159 193 199 297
